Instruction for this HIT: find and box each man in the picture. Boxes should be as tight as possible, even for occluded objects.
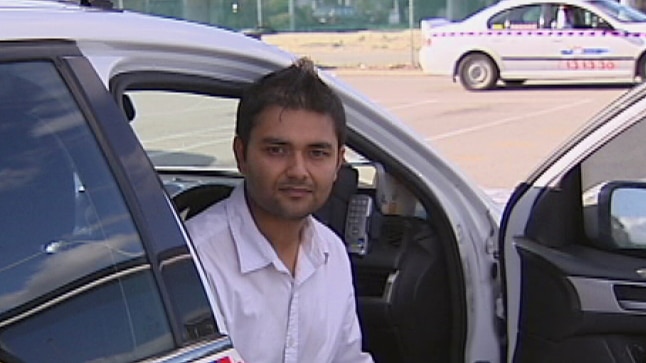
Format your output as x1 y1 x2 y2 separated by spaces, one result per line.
187 57 373 363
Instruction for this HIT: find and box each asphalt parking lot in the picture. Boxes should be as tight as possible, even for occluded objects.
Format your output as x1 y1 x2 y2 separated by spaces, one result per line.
330 70 632 190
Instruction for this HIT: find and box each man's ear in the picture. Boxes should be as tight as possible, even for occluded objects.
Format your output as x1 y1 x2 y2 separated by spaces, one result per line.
233 136 246 174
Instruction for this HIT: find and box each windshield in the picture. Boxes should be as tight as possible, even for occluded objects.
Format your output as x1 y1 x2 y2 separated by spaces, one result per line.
589 0 646 22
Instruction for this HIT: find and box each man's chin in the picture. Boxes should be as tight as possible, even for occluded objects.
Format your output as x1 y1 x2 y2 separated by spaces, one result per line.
276 201 321 220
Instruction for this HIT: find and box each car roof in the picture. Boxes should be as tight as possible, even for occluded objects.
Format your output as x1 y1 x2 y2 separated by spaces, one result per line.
0 0 293 67
0 0 76 9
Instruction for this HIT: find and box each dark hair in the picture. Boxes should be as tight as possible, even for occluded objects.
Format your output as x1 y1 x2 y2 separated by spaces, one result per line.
235 57 346 150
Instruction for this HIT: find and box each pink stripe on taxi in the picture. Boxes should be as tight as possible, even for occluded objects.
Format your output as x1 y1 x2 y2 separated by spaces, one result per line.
429 30 643 37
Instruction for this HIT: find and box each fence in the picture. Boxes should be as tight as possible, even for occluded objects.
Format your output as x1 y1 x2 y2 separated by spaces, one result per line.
115 0 493 32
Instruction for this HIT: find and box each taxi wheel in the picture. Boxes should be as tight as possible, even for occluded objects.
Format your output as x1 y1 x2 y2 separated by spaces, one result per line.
638 56 646 81
458 54 498 91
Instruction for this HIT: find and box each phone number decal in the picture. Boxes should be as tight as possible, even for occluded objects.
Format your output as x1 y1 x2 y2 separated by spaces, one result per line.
559 60 616 70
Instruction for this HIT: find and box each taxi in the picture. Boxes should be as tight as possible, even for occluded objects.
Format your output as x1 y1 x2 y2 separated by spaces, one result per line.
419 0 646 90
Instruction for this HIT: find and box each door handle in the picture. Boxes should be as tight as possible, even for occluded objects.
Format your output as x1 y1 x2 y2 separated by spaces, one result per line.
615 283 646 312
618 299 646 311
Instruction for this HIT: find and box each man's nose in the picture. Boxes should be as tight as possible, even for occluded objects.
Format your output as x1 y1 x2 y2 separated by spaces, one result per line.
286 152 308 178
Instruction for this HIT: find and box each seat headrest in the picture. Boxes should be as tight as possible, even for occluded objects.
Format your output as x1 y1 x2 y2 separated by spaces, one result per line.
314 163 359 238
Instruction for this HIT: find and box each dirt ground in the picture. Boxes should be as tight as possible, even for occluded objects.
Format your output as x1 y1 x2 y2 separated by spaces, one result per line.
261 29 423 70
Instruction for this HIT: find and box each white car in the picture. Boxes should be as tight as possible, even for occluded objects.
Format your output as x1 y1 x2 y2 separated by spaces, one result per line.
2 1 646 363
419 0 646 90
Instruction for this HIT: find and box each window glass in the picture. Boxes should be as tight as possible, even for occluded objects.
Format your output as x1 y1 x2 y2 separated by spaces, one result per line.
589 0 646 22
581 113 646 250
0 61 173 362
488 5 543 29
128 91 239 170
549 4 611 29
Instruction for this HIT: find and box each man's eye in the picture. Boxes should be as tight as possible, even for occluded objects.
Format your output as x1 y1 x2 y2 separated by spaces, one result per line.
266 146 286 155
310 149 331 159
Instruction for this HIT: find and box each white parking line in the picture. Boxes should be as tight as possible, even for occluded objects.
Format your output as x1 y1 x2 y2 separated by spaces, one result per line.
426 99 592 141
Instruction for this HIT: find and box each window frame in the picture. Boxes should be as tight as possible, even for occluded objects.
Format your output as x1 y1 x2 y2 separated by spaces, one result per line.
0 41 223 357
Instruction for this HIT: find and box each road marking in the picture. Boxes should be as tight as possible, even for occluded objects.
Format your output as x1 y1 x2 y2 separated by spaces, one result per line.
426 99 592 141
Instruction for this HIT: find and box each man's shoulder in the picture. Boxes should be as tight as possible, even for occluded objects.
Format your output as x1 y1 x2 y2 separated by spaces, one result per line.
310 217 348 255
186 198 230 244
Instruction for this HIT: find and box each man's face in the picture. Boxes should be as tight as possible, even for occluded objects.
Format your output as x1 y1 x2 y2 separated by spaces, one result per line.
234 105 344 221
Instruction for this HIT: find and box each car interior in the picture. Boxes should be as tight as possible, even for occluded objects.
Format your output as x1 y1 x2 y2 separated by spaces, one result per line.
114 73 468 363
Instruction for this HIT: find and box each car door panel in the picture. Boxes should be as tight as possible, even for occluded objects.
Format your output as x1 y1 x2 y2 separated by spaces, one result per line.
488 4 555 78
148 338 239 363
550 4 638 81
504 84 646 363
0 41 241 363
555 32 638 80
513 243 646 363
67 55 229 347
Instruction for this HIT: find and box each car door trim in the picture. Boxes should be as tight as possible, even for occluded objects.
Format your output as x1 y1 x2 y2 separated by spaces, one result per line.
0 264 150 329
569 276 646 314
150 337 236 363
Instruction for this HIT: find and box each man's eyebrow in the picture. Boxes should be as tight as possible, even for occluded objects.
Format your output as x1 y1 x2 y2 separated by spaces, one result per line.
309 142 334 149
259 137 334 149
260 137 289 145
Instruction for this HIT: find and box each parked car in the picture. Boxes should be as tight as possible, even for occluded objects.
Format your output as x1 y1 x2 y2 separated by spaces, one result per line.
419 0 646 90
3 1 646 363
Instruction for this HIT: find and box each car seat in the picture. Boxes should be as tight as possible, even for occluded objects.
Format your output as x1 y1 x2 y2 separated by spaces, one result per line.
314 163 359 238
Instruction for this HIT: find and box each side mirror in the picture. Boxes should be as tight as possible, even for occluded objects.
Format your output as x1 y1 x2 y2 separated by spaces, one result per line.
597 181 646 249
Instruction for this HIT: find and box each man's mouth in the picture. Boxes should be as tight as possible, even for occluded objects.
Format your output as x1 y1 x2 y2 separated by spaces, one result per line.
279 185 313 197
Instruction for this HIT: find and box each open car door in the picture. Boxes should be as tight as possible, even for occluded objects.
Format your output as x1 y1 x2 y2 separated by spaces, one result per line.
501 82 646 363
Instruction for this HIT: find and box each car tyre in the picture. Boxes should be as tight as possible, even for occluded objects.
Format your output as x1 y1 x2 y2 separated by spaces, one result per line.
638 55 646 82
458 53 499 91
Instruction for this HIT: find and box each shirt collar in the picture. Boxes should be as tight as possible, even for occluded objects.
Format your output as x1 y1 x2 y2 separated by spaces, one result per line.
225 183 330 276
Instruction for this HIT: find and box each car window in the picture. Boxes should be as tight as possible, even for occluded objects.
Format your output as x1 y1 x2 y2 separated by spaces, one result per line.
0 61 175 362
589 0 646 22
581 113 646 251
128 90 239 170
488 4 543 29
549 4 612 29
127 89 372 178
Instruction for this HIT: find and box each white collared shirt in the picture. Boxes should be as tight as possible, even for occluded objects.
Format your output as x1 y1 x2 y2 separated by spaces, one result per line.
187 184 373 363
